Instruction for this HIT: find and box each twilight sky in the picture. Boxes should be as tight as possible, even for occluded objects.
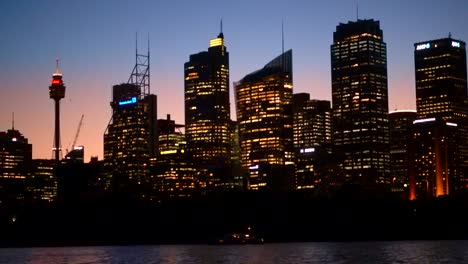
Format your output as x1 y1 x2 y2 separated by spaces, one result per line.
1 0 467 161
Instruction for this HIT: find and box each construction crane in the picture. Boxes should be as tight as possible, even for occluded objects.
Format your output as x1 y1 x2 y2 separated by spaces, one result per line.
66 114 84 154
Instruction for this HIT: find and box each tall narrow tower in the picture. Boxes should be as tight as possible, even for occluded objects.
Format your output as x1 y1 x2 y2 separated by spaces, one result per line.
331 19 390 185
49 59 66 162
184 29 231 185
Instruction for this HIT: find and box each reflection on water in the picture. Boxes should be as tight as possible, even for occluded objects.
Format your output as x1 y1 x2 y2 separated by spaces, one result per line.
0 241 467 263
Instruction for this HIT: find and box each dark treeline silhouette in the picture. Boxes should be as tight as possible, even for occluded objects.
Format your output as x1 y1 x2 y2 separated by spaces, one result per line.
1 184 468 247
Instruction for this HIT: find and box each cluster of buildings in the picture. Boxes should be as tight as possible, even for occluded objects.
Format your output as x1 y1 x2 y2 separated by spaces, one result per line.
1 19 467 203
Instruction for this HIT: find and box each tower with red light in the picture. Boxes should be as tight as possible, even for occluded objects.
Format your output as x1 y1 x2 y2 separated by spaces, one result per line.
49 59 66 162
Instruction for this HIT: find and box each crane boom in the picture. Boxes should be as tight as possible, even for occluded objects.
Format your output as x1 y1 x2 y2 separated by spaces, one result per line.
71 114 84 150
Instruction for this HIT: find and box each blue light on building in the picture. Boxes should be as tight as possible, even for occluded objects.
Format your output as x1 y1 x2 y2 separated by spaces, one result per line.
118 97 137 106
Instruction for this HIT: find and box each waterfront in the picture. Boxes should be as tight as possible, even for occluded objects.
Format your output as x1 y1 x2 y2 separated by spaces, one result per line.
0 241 467 263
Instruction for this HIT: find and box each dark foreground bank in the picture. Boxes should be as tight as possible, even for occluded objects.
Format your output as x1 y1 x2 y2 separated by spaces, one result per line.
1 186 468 247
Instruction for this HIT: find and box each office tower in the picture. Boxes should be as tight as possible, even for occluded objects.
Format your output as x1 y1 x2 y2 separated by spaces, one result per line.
104 84 157 193
104 42 156 196
49 59 66 162
414 37 467 120
331 19 390 185
389 110 417 192
408 118 460 198
234 50 294 191
184 29 231 185
414 37 468 192
28 159 56 202
293 93 332 190
151 114 198 198
0 127 32 200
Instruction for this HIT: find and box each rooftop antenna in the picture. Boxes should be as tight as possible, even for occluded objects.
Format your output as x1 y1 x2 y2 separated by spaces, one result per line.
136 32 138 64
449 32 452 38
281 20 285 55
220 18 223 34
11 112 14 130
356 1 359 20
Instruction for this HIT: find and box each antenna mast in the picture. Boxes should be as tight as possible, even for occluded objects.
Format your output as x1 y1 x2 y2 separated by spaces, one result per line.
356 1 359 20
128 33 150 96
281 20 285 55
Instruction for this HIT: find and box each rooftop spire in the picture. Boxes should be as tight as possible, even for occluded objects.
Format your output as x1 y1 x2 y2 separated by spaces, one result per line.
218 19 224 39
12 112 14 130
53 58 62 77
282 20 285 54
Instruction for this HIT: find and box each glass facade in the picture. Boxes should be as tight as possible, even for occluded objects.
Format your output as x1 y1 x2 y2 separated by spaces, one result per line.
331 19 390 185
293 94 332 190
104 84 157 195
389 110 417 193
234 50 294 191
414 37 468 193
184 31 231 173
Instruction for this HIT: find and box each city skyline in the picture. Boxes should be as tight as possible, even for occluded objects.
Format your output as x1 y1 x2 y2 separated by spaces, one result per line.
1 0 467 161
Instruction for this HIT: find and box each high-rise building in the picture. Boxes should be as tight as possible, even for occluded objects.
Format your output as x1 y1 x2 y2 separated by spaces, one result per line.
414 37 467 120
151 114 198 198
389 110 417 193
234 50 294 191
104 43 156 196
0 128 32 200
184 29 231 183
408 118 460 198
104 84 157 194
331 19 390 185
293 93 332 190
28 159 56 202
414 37 468 193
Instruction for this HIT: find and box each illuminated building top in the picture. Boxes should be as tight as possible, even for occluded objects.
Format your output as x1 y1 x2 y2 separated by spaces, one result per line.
209 36 224 47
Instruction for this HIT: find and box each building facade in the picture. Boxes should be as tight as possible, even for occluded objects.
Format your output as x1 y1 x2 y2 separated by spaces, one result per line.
414 37 468 193
292 93 332 190
184 30 231 183
0 128 32 201
389 110 417 193
150 114 198 198
104 84 157 195
234 50 294 191
331 19 390 185
408 118 460 199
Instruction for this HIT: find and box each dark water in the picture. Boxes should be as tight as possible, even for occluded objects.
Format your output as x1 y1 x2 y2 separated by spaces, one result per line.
0 241 467 263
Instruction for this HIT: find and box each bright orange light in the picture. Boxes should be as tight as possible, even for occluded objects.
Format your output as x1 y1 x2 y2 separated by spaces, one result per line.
51 79 61 85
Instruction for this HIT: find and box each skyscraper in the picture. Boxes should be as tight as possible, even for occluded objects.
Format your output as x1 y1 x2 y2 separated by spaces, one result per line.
234 50 294 191
293 93 332 190
414 37 467 120
184 29 231 185
389 110 417 192
331 19 390 185
413 36 468 193
104 84 157 193
104 43 156 196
